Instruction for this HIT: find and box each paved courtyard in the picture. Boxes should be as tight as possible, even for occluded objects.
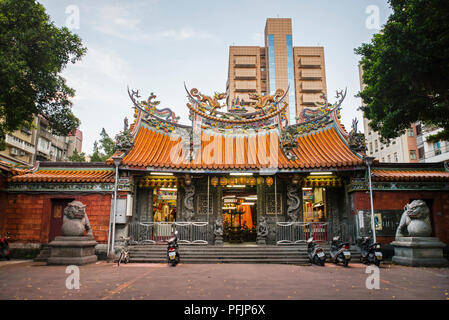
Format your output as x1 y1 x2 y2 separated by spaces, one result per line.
0 260 448 300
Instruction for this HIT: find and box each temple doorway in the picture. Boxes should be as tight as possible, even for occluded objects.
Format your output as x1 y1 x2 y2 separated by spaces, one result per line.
222 189 257 244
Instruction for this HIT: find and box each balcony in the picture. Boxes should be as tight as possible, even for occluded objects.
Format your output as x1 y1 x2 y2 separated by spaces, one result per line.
300 69 322 80
234 68 256 80
5 135 35 154
234 56 256 67
235 80 257 92
301 81 323 92
302 93 324 105
299 57 321 68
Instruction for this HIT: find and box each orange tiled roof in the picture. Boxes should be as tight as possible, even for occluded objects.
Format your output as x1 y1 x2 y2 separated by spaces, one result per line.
8 167 115 183
121 124 363 170
372 169 449 182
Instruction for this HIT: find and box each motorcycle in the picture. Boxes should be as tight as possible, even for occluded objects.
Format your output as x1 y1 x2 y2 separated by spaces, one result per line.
117 236 131 266
330 236 351 267
360 235 382 266
307 237 326 266
0 232 11 261
167 230 180 267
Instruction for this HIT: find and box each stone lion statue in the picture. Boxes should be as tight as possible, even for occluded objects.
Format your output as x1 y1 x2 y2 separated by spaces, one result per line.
214 216 223 237
257 217 269 238
61 201 93 237
395 200 432 238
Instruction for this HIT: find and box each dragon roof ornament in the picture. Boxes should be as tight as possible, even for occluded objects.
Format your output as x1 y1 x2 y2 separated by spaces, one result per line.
280 88 347 160
127 87 180 125
184 83 289 132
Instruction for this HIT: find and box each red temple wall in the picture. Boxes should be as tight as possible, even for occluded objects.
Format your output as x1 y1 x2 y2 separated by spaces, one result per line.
3 193 112 244
352 190 449 244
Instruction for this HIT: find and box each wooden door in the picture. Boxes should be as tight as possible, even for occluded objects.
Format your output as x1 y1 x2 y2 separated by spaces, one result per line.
49 199 74 241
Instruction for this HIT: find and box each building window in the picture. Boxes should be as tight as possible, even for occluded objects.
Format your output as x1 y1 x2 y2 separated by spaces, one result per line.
416 124 422 135
286 34 295 125
387 155 391 162
410 150 417 160
381 157 385 162
394 152 398 162
374 140 378 152
418 147 424 159
267 34 276 95
369 142 373 155
408 128 414 136
434 141 441 155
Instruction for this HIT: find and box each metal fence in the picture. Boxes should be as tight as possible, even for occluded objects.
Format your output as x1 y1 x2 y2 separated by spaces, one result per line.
129 221 209 245
276 222 329 245
276 221 356 245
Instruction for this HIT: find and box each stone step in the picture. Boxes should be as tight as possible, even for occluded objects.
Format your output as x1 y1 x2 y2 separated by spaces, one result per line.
128 244 360 264
130 257 310 265
34 245 51 262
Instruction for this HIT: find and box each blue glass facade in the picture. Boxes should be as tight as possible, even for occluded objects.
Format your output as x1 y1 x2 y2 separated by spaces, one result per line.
286 34 295 124
267 35 276 95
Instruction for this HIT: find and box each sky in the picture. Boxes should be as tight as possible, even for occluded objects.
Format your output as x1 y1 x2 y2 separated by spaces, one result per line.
39 0 392 155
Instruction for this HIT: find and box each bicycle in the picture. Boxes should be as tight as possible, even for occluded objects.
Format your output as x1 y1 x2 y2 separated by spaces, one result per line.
117 236 131 266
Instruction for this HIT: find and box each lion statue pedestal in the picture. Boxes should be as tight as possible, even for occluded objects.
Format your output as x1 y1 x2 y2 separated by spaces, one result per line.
391 200 448 267
47 201 98 265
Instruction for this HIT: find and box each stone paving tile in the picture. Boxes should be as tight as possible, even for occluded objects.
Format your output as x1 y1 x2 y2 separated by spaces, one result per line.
0 260 447 300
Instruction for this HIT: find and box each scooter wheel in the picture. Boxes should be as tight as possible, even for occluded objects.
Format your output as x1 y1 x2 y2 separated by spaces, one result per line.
374 260 381 267
319 260 325 267
343 260 349 267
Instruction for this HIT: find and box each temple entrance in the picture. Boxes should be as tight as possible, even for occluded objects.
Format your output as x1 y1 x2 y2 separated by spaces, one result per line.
222 188 257 244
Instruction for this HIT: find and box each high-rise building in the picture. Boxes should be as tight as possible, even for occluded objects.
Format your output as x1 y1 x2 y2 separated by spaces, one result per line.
0 115 83 166
226 18 327 124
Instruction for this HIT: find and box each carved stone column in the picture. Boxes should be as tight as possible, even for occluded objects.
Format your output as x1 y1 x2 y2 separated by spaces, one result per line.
286 184 300 221
182 184 195 221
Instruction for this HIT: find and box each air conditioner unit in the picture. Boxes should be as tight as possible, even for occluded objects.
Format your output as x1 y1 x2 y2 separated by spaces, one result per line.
10 148 19 156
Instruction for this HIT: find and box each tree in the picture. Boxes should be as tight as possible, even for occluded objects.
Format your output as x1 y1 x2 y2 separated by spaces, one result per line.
68 149 86 162
90 128 115 162
355 0 449 143
0 0 86 149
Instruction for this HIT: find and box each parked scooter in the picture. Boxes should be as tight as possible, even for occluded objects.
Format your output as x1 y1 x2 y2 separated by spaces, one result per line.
0 232 11 261
167 230 180 266
330 236 351 267
360 235 382 266
117 236 131 266
307 237 326 266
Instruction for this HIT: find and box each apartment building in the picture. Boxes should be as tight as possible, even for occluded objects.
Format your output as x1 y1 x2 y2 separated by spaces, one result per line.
0 115 83 166
416 123 449 163
226 18 327 124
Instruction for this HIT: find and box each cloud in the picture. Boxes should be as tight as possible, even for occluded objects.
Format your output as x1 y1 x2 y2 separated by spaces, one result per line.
91 4 216 42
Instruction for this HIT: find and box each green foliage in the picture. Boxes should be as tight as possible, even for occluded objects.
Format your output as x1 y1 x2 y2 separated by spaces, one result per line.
90 128 115 162
0 0 86 150
355 0 449 143
68 149 86 162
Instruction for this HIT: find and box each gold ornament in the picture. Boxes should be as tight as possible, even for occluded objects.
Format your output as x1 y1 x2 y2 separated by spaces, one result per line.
266 176 273 186
220 177 228 186
248 177 256 186
211 176 218 187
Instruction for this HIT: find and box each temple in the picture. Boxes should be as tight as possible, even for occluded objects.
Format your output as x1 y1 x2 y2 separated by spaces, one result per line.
1 85 449 259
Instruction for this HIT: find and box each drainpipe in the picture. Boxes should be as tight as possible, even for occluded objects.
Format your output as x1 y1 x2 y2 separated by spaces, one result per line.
364 156 376 243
